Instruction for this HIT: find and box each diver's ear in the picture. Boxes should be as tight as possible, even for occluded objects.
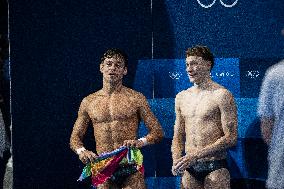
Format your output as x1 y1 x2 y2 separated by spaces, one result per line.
100 63 104 73
123 67 127 75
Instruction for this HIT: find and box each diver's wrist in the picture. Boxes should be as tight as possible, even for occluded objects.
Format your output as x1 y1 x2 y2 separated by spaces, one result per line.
76 147 86 155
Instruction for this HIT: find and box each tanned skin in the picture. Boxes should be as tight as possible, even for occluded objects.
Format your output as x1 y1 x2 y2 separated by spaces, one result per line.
70 53 163 189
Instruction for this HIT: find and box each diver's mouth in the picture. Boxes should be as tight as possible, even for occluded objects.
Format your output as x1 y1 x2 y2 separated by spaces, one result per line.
188 73 196 77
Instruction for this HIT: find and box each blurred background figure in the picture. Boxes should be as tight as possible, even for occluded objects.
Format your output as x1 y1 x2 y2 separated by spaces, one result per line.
0 0 12 188
258 28 284 189
0 34 11 189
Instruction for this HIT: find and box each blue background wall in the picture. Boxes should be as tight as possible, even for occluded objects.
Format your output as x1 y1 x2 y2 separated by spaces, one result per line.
10 0 284 188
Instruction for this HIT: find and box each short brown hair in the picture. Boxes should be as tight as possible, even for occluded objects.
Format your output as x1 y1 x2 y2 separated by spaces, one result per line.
100 48 128 67
186 45 214 70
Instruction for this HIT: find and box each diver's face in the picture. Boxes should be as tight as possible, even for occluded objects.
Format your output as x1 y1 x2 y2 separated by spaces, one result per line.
100 56 127 83
185 56 211 84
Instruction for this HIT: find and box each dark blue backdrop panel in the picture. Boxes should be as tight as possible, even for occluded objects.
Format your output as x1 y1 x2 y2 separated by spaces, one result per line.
236 98 260 138
133 60 155 99
145 177 181 189
152 0 176 59
138 98 175 139
133 58 240 98
153 0 284 58
10 0 152 188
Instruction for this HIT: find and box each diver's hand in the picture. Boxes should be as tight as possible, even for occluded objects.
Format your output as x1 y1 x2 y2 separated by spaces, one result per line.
78 150 98 164
123 139 144 148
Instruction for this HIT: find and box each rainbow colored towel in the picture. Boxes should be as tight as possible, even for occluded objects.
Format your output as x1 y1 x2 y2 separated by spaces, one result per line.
77 147 144 187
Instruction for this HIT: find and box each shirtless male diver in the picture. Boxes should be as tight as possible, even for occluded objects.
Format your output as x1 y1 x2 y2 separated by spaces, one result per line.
171 45 237 189
70 48 164 189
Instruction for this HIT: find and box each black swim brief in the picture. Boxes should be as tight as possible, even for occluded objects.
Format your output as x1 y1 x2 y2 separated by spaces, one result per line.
109 164 138 187
186 159 228 183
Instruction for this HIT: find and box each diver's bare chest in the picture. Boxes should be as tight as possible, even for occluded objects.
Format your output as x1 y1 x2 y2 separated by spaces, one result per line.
180 92 218 118
86 96 138 122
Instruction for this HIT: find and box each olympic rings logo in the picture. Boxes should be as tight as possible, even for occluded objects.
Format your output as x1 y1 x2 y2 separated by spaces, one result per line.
197 0 238 8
